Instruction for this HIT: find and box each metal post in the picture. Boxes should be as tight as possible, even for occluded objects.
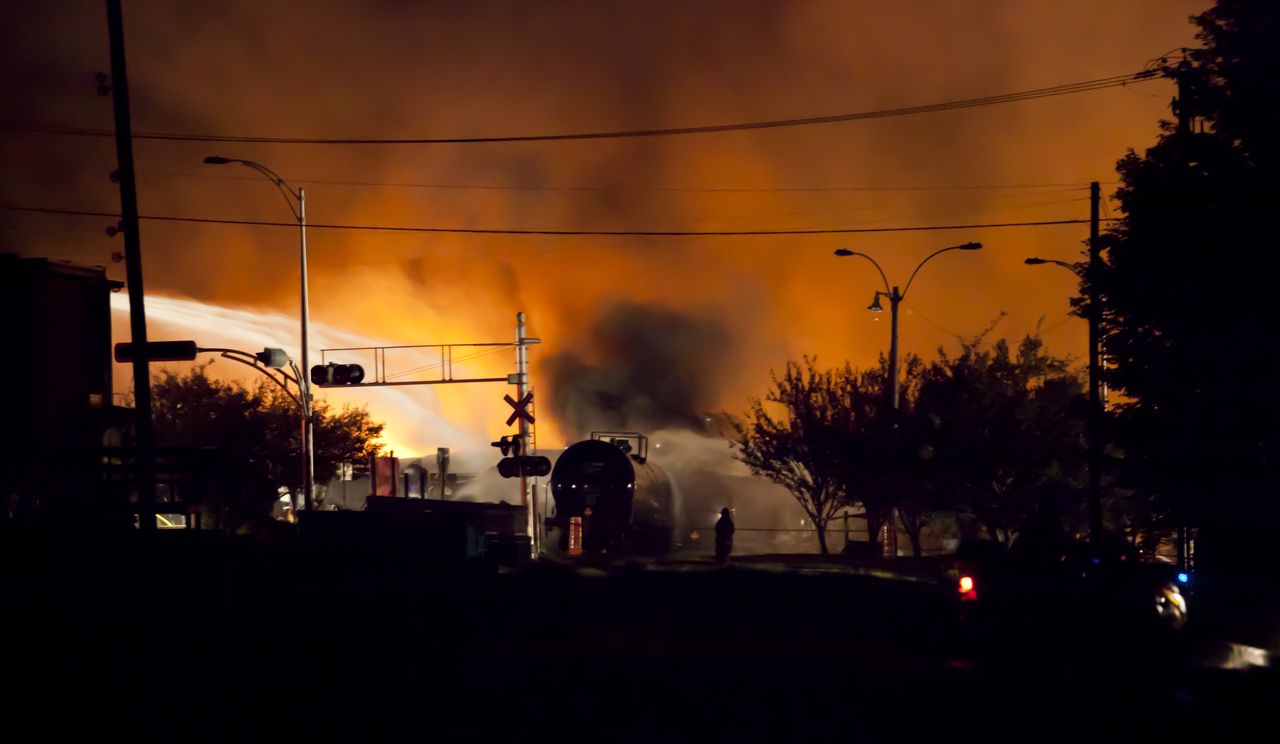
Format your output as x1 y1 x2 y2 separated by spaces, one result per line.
105 0 155 529
516 312 533 552
1175 56 1192 137
1170 60 1189 557
886 287 903 557
437 448 450 499
299 187 315 512
1087 181 1103 543
888 287 902 411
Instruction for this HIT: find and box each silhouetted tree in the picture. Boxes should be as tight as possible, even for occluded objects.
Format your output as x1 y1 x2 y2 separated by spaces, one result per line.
734 358 852 554
1089 1 1279 584
739 336 1085 554
833 355 928 554
150 363 384 526
913 335 1086 545
1103 478 1172 558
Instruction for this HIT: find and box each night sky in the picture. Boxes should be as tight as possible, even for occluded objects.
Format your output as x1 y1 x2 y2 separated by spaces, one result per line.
0 0 1205 451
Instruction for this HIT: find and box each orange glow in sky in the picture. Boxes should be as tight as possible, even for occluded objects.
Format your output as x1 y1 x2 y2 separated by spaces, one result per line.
0 0 1208 453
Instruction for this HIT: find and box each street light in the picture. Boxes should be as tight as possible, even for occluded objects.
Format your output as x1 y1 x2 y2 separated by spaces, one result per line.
204 156 315 512
1025 255 1104 545
835 242 982 410
1024 257 1079 272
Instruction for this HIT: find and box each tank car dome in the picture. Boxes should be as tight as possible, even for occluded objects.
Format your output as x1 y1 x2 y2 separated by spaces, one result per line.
550 438 636 525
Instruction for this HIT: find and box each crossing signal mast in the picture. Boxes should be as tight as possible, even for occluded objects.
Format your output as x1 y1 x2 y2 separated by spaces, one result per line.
314 312 543 554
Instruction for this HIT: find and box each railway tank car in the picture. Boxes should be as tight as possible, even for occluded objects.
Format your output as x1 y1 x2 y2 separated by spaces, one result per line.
545 432 675 555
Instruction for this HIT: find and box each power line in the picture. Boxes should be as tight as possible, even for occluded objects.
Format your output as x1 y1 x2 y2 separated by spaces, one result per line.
1 160 1118 194
145 171 1099 195
576 193 1088 230
2 72 1157 146
290 180 1093 195
906 306 964 340
1041 313 1078 335
1 204 1119 237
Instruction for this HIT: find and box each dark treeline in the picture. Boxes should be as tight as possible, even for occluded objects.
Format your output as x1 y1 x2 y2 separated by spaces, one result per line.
741 0 1280 642
735 332 1087 556
146 363 384 528
1093 0 1280 636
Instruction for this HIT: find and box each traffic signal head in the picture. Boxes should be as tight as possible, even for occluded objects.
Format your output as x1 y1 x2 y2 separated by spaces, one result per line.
310 364 331 386
310 362 366 386
332 363 365 385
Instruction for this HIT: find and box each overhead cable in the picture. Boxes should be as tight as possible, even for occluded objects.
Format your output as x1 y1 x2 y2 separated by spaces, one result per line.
0 204 1119 237
2 72 1158 146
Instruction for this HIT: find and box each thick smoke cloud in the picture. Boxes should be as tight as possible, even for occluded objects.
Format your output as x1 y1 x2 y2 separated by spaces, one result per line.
542 301 734 438
0 0 1205 455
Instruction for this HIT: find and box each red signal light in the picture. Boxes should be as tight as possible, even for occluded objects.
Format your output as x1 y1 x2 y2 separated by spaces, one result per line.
958 575 978 601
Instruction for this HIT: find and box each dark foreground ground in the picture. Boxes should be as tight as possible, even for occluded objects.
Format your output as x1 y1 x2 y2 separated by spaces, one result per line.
3 530 1277 742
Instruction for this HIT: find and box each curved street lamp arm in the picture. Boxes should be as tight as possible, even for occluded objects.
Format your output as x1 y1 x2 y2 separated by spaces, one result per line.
196 347 303 408
846 252 892 294
220 353 302 408
1046 259 1083 275
902 243 975 300
228 159 302 221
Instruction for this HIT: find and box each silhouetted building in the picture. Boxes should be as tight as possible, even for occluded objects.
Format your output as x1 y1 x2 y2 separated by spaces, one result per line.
1 254 122 524
326 453 480 511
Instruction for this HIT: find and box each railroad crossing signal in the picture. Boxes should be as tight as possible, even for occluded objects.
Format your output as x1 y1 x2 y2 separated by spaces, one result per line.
504 391 535 426
490 435 523 456
492 435 547 478
497 455 551 479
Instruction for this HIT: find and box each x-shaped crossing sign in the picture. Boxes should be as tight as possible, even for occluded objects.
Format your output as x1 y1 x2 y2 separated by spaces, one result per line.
505 392 535 426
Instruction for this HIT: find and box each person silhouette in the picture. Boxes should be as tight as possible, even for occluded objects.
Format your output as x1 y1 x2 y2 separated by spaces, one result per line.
715 508 735 563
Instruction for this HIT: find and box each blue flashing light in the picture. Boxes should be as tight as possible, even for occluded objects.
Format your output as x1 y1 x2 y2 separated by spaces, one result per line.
1091 557 1102 565
1177 572 1189 584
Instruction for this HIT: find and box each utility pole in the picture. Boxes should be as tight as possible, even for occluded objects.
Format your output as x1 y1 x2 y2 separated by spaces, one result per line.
106 0 155 529
1174 53 1192 137
1172 57 1191 569
884 287 902 557
1087 181 1103 544
887 287 902 410
299 187 315 512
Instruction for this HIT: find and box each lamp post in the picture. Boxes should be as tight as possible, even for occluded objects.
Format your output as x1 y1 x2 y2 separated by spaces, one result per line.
835 242 981 559
1025 256 1104 545
835 242 983 410
203 156 315 512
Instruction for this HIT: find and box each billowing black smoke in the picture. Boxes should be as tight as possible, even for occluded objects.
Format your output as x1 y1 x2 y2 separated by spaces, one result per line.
542 302 733 438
